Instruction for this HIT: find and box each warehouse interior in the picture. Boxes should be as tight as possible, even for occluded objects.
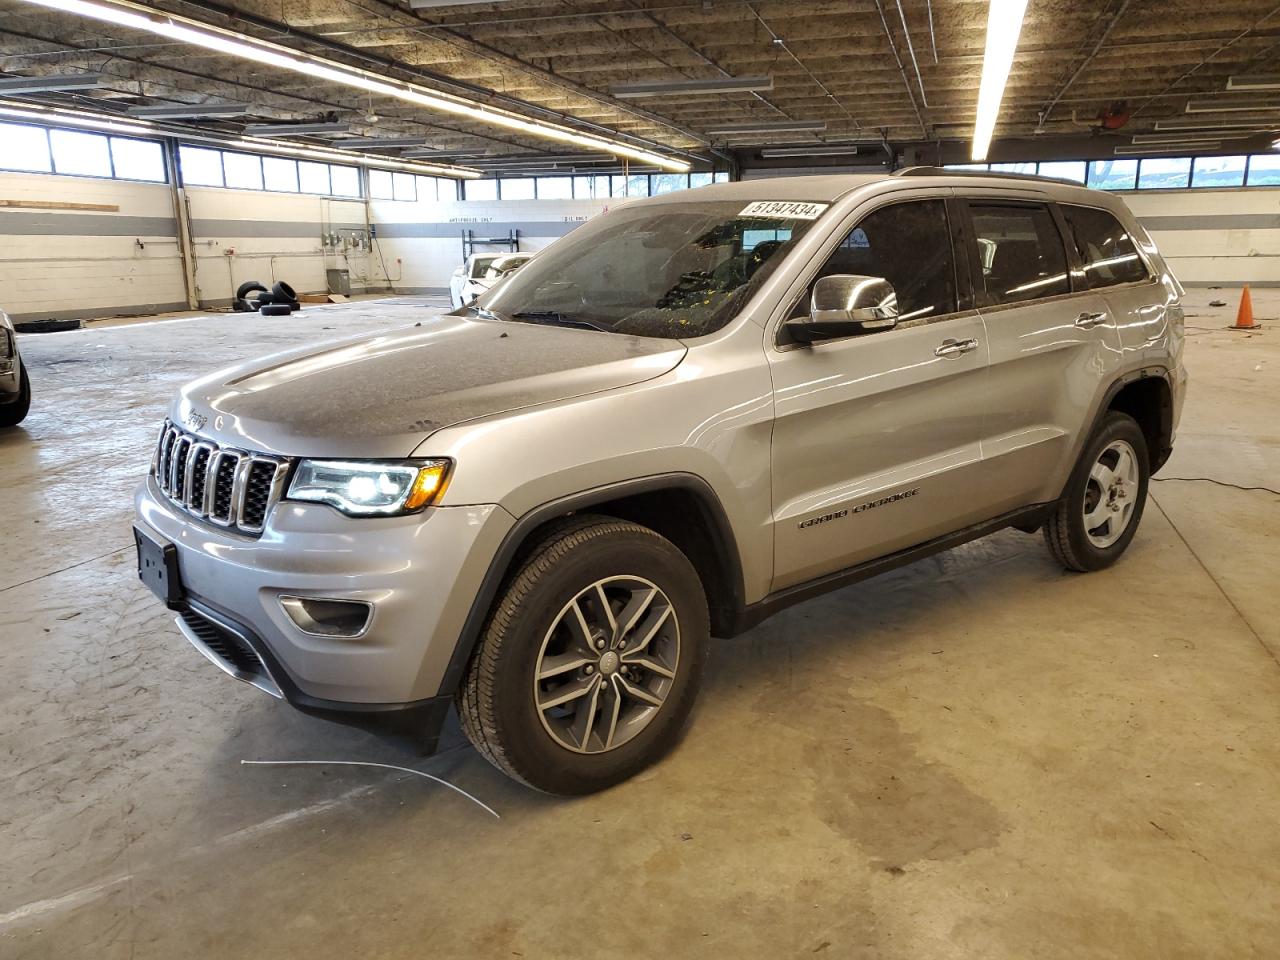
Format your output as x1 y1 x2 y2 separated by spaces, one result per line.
1 1 1278 957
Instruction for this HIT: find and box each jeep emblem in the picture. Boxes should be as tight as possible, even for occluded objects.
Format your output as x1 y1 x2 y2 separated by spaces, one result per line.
184 410 207 431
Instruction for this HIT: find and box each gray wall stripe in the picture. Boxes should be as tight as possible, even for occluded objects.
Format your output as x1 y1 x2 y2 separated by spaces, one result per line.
188 219 367 238
373 220 581 240
1139 214 1280 231
0 212 177 237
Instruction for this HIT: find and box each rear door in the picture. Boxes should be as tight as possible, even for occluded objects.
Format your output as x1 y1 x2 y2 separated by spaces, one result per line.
767 193 992 591
1059 202 1175 362
958 197 1123 512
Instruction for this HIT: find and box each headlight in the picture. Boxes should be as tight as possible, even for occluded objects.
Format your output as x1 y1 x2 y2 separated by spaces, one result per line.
0 329 12 360
287 459 451 516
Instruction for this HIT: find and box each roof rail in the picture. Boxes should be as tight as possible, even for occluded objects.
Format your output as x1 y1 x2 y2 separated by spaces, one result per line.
893 165 1085 186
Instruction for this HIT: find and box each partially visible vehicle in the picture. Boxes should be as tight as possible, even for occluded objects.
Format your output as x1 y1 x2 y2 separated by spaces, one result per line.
0 309 31 428
449 253 533 309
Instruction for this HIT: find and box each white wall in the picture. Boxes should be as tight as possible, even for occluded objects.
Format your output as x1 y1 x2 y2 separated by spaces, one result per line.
0 171 187 319
185 187 368 304
368 196 612 294
1121 187 1280 287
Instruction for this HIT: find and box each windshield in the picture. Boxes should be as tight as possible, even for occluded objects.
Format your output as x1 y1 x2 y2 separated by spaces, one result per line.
469 256 499 279
479 199 824 338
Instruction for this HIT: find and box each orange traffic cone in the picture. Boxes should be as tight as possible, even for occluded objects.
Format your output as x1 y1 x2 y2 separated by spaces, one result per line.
1229 284 1260 330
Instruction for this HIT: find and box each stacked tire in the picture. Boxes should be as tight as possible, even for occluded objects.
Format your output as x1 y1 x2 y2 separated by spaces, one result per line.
233 280 301 315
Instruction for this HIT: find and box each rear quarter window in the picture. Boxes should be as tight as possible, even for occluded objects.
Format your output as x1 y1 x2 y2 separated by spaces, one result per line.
1060 205 1149 288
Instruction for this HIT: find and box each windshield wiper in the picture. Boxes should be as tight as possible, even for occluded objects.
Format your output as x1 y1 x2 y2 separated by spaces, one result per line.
510 311 611 333
466 304 508 322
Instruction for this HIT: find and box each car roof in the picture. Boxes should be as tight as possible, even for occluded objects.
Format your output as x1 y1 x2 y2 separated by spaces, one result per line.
641 168 1108 206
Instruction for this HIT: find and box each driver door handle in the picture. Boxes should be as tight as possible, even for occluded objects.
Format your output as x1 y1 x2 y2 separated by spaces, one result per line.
934 337 979 359
1075 311 1108 329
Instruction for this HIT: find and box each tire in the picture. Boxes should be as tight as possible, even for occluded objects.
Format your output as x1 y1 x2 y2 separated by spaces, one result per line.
1044 411 1149 572
272 281 298 304
259 303 292 317
235 281 268 302
0 365 31 428
458 516 709 795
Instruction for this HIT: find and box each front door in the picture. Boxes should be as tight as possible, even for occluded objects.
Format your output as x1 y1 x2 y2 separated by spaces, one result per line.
768 196 992 592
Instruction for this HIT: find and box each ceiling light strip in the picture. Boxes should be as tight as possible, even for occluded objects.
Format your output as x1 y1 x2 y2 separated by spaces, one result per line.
16 0 689 172
0 102 480 177
971 0 1029 161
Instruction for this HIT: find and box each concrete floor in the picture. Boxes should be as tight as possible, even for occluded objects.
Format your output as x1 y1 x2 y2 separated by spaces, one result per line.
2 289 1278 959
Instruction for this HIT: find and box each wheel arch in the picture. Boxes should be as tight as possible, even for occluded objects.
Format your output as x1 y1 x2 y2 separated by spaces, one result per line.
1105 369 1174 473
436 474 747 700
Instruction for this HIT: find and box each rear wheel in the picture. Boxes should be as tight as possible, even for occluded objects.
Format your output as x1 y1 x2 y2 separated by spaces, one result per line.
1044 411 1149 571
0 366 31 428
458 516 709 795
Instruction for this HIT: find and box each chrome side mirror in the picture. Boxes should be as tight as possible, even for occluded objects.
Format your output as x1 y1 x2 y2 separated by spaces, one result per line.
785 274 899 344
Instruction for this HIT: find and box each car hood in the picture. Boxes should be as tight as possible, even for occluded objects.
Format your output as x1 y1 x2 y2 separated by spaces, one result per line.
173 314 686 458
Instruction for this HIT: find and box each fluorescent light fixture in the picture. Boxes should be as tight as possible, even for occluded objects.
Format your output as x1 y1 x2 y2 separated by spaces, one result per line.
244 122 351 136
1185 98 1280 113
971 0 1029 161
760 145 860 158
0 100 479 177
473 153 617 165
126 102 248 118
1227 75 1280 91
0 73 102 93
0 102 154 136
14 0 690 172
337 136 428 148
1115 143 1220 155
1131 131 1247 144
611 76 774 99
1154 119 1280 132
235 134 480 177
706 120 826 135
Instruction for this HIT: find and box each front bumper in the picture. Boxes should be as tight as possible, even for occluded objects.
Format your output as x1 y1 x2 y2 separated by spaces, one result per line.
135 475 513 714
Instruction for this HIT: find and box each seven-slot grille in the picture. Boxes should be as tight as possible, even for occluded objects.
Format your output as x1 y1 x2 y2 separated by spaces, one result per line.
153 420 290 535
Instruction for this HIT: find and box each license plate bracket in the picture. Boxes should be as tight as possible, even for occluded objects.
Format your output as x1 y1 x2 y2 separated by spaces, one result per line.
134 525 183 608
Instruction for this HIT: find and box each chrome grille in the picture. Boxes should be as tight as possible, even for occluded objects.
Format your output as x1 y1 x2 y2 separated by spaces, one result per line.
152 420 290 535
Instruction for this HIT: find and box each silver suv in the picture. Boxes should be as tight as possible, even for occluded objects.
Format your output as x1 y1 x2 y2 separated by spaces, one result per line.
134 169 1186 794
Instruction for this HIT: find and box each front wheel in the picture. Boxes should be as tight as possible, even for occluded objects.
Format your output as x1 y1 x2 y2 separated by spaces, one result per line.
458 516 709 795
1044 411 1149 572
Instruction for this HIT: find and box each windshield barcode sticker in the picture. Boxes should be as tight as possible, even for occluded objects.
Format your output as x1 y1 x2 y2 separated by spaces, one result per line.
739 201 829 220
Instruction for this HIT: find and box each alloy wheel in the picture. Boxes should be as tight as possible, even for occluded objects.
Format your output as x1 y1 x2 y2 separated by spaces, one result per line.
533 576 680 754
1083 438 1140 548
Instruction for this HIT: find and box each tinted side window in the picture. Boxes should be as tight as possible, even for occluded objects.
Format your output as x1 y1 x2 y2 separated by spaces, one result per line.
807 199 958 324
1061 204 1149 288
968 203 1069 306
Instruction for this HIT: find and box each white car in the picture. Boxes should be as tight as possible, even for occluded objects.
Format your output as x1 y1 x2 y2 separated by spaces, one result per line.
449 253 533 309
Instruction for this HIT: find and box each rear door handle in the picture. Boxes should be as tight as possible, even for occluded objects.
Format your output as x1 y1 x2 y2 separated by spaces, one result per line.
934 337 979 359
1074 311 1108 329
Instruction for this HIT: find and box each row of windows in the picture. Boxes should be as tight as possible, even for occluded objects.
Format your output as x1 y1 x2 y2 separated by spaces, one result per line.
461 171 729 202
812 198 1146 327
948 154 1280 190
177 145 362 197
367 169 459 203
0 120 168 183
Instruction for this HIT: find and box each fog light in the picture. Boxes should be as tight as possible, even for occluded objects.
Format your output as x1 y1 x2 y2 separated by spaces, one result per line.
280 596 372 638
